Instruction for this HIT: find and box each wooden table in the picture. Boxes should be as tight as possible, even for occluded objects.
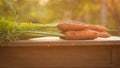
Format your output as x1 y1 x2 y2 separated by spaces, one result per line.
0 37 120 68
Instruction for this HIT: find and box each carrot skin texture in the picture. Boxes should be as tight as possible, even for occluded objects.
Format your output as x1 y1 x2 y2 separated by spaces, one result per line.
65 30 99 40
98 32 111 38
58 23 107 32
57 23 90 31
89 25 107 32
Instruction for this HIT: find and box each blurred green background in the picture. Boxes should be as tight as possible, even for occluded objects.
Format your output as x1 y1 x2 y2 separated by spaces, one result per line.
0 0 120 36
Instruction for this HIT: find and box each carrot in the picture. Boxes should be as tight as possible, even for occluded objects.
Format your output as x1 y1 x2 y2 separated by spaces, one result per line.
57 22 90 31
64 30 99 40
57 21 110 40
89 25 107 32
58 22 107 32
98 32 110 38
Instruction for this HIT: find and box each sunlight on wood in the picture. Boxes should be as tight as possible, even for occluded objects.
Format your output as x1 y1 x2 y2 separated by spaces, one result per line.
29 36 120 41
29 37 61 41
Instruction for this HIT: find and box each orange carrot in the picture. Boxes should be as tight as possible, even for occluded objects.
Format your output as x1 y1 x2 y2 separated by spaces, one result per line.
58 22 107 32
98 32 110 38
57 21 111 40
64 30 99 40
89 25 107 32
57 22 89 31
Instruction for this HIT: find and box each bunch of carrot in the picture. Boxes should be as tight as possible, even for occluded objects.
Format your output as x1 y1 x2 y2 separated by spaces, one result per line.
57 21 110 40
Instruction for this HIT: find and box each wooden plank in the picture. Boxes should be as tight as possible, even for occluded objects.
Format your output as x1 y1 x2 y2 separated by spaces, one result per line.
7 41 120 47
111 46 119 68
0 37 120 68
119 46 120 68
0 65 111 68
0 46 112 68
0 37 118 47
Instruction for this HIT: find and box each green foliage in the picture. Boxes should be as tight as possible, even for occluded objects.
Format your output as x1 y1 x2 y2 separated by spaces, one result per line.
0 17 63 43
0 17 16 42
0 17 33 42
